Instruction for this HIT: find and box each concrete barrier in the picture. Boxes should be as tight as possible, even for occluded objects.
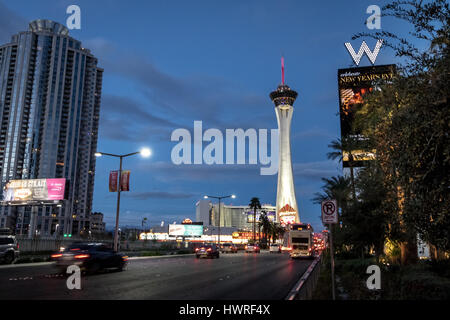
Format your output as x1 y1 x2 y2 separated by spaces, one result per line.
15 237 191 253
285 255 322 300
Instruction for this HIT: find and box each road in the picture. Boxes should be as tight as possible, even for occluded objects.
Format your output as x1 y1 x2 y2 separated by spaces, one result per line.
0 251 313 299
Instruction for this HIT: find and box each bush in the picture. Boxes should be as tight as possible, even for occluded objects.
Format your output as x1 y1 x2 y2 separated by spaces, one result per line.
400 271 450 300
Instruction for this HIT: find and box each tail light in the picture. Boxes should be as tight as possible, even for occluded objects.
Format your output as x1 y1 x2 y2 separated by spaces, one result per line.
195 248 199 252
207 248 212 252
122 256 128 261
17 243 19 250
245 245 248 249
51 253 62 259
74 254 90 259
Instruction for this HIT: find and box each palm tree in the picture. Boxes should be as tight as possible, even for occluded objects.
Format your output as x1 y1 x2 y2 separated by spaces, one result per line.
312 175 351 213
327 137 359 201
270 222 286 245
259 211 272 247
249 197 261 243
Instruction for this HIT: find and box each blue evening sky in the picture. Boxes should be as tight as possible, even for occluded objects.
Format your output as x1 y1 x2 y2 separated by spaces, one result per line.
0 0 416 231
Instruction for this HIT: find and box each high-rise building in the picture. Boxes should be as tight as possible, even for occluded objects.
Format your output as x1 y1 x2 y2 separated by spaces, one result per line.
270 60 300 226
0 20 103 236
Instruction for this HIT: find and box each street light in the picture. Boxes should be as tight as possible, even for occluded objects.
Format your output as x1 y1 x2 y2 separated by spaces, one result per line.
204 194 236 247
96 148 152 252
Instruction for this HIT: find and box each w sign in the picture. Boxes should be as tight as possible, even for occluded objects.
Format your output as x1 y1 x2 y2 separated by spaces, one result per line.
345 40 383 66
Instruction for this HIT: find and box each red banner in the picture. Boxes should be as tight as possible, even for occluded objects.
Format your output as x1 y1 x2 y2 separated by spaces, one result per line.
120 170 130 192
109 171 118 192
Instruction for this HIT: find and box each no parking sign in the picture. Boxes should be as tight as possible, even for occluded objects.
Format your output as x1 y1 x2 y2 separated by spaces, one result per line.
321 200 338 224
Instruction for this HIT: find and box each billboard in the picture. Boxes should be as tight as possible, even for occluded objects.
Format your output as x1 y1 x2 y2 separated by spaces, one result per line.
2 178 66 203
247 211 276 223
338 64 396 167
168 224 203 237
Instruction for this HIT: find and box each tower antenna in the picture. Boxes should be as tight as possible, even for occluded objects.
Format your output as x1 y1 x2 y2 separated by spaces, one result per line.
281 56 285 85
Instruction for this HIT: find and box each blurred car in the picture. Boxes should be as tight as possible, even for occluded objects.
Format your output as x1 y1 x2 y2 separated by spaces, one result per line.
195 244 220 259
245 243 260 253
220 243 238 253
0 235 19 264
51 242 128 274
269 243 281 253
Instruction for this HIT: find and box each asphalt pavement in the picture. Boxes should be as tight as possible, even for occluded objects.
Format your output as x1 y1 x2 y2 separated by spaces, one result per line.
0 251 313 299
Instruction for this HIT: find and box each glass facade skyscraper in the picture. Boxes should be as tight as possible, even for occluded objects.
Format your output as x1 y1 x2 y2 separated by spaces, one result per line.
0 20 103 236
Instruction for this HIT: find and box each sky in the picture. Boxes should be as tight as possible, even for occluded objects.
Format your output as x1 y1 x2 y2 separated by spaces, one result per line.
0 0 416 231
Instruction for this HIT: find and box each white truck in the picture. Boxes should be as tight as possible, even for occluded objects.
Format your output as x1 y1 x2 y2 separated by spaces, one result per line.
284 223 314 259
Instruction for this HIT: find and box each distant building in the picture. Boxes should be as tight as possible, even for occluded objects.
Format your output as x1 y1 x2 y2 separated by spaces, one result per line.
195 199 276 230
89 212 105 234
0 20 103 236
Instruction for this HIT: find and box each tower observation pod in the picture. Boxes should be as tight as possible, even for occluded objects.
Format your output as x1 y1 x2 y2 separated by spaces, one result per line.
270 59 300 226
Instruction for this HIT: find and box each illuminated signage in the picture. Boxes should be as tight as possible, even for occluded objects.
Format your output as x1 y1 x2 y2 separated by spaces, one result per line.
278 204 297 226
338 64 396 167
246 211 276 223
2 178 67 203
182 218 193 224
168 224 203 237
344 39 383 66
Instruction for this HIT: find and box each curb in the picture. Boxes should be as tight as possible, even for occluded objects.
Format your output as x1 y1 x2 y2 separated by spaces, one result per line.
128 254 195 260
285 256 321 300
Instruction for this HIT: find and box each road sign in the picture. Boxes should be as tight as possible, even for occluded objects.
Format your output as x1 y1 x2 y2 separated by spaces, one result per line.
321 200 338 224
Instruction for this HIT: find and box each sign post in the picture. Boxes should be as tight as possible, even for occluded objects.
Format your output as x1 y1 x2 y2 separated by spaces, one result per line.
322 199 338 300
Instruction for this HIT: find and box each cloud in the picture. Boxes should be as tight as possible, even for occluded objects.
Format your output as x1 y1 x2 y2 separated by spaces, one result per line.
98 94 181 142
293 160 340 180
136 161 267 183
123 191 194 200
292 127 334 140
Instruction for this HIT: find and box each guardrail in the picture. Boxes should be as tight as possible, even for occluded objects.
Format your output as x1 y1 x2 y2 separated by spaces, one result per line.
285 254 322 300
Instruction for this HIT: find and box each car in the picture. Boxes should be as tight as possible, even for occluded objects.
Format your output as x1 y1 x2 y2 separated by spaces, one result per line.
220 243 238 253
195 244 220 259
245 243 260 253
269 243 281 253
0 235 19 264
51 242 128 274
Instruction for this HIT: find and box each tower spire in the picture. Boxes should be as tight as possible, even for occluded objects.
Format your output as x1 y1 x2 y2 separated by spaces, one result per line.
281 56 285 85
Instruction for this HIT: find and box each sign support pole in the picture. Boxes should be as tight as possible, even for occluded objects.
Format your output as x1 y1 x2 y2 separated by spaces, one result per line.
329 223 336 300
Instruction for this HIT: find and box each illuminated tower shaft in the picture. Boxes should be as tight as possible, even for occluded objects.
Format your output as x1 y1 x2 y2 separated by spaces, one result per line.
270 84 300 225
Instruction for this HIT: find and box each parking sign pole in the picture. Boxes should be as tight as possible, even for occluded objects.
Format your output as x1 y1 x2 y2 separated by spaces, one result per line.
329 223 336 300
322 199 337 300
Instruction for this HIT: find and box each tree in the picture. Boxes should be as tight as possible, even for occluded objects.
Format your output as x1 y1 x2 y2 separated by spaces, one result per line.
259 211 272 247
327 137 362 201
352 0 450 260
249 197 261 243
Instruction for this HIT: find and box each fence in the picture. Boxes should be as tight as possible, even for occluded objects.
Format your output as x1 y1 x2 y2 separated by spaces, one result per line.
15 236 190 253
285 255 322 300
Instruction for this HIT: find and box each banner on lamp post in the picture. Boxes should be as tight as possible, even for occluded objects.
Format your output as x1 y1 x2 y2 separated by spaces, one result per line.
120 170 130 192
109 171 118 192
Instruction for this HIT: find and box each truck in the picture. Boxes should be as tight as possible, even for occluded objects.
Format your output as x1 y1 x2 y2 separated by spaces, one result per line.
283 223 314 259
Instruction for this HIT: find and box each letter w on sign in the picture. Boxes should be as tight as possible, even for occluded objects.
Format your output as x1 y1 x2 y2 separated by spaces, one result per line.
345 40 383 66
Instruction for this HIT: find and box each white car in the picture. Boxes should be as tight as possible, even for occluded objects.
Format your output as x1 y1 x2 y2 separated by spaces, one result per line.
269 243 281 253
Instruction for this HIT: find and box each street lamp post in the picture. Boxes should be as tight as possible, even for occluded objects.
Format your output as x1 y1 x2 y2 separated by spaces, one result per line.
204 194 236 247
95 148 151 252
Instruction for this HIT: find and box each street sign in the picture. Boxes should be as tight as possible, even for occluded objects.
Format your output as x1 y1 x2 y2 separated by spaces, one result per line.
321 200 338 224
